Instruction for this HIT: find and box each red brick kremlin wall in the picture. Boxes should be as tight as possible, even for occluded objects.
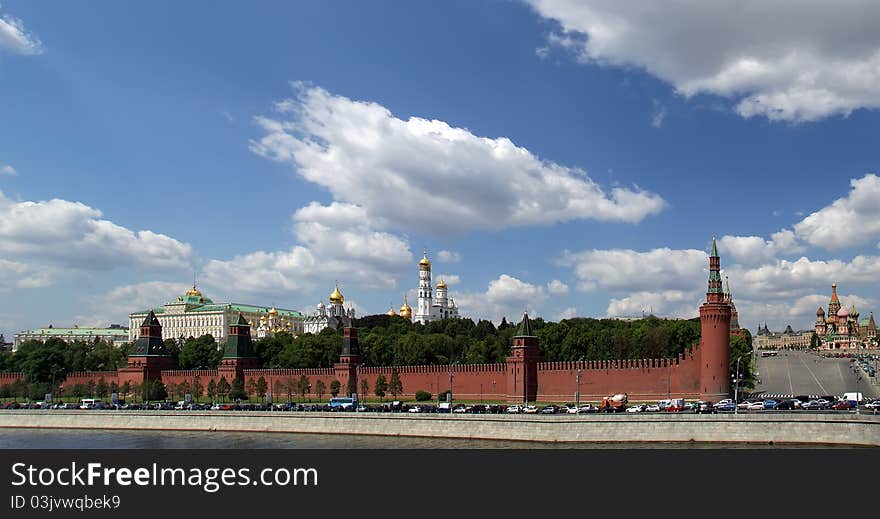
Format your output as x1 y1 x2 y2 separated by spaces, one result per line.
0 347 712 402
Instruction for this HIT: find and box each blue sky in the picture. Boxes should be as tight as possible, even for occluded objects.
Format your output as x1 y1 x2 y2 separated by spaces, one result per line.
2 1 880 338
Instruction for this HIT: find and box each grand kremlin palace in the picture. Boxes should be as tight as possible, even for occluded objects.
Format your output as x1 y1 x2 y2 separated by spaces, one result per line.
128 285 304 343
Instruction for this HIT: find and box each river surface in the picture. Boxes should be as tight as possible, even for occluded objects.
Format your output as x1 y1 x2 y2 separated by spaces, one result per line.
0 428 845 449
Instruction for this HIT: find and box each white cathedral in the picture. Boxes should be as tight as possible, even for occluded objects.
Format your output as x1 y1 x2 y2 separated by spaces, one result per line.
303 283 356 334
412 249 459 324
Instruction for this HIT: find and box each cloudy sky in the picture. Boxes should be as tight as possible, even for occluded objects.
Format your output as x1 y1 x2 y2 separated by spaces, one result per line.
2 1 880 337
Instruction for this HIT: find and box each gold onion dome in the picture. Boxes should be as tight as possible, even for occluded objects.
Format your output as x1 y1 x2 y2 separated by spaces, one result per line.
329 283 344 304
186 284 202 297
436 277 447 289
260 315 267 322
419 248 431 270
387 305 397 317
399 297 412 319
268 307 278 316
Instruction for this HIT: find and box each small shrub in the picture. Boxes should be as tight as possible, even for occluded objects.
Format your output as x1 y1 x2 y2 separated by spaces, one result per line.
415 390 432 402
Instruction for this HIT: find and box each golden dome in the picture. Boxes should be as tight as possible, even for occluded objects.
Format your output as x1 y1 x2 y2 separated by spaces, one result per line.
419 248 431 270
268 307 278 316
387 306 397 317
436 277 447 289
329 282 344 304
260 315 267 322
399 296 412 320
186 284 202 297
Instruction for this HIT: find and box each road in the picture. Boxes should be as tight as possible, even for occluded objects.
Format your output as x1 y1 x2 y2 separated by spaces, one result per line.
752 350 879 399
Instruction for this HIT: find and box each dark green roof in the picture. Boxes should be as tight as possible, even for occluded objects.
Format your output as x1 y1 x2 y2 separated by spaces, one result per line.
515 313 535 337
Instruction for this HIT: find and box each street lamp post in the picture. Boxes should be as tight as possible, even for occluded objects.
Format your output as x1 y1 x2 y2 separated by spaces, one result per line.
576 356 584 415
734 356 742 415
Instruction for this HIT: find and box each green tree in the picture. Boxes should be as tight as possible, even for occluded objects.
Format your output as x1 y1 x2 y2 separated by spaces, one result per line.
315 379 326 401
207 379 217 402
374 375 387 401
360 379 368 401
330 380 341 397
296 375 310 402
178 380 191 399
178 335 221 369
245 378 257 399
230 376 246 401
389 368 403 398
120 381 131 399
216 377 230 401
192 376 204 402
255 376 268 402
95 378 109 398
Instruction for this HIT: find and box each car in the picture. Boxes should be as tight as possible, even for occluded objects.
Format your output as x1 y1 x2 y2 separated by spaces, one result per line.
626 404 646 413
774 400 797 410
864 400 880 410
523 405 539 414
505 405 522 414
540 405 558 414
645 404 661 412
831 400 854 410
564 405 580 414
801 400 823 410
763 399 778 410
695 401 716 414
716 399 734 407
407 405 422 413
715 402 736 412
747 401 765 410
578 404 599 413
452 405 468 414
737 401 753 410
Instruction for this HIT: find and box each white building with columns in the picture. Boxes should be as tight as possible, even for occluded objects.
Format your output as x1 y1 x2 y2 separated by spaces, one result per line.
412 249 460 324
129 285 303 343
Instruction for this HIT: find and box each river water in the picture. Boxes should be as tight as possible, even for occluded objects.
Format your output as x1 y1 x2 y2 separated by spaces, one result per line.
0 428 840 449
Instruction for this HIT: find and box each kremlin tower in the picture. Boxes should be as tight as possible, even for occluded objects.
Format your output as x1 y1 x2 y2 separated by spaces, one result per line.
698 236 731 400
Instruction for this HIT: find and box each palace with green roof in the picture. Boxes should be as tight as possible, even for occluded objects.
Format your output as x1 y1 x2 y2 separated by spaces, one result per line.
128 284 304 343
13 325 130 352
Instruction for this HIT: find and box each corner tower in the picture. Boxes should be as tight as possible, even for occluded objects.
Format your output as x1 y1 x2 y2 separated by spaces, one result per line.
699 236 731 400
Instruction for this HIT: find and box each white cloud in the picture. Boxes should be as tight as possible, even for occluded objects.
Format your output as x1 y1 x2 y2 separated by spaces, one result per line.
437 250 461 263
0 165 16 176
455 274 547 324
556 307 577 320
793 173 880 250
651 100 666 128
718 229 804 266
0 12 43 55
73 281 190 327
606 290 699 319
202 201 412 295
249 84 666 235
0 191 193 273
0 259 53 291
547 279 569 295
729 255 880 300
527 0 880 121
436 274 461 286
560 247 706 292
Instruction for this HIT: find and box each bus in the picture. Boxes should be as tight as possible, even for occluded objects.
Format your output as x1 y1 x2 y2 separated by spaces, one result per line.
329 397 355 410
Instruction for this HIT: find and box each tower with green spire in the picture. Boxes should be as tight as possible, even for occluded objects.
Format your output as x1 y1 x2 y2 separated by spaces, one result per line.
698 235 732 400
506 312 540 403
219 313 260 373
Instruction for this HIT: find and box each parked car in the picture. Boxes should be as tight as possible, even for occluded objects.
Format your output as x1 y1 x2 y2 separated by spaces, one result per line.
695 401 716 414
774 400 797 410
506 405 522 414
801 400 823 410
763 399 778 410
523 405 539 414
540 405 558 414
645 404 661 412
747 401 765 410
716 399 734 407
715 402 736 412
578 404 599 413
626 404 646 413
408 405 422 413
864 400 880 410
831 400 854 410
737 401 753 410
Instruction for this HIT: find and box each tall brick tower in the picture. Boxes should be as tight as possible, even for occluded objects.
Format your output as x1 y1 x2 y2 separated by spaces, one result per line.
699 236 731 400
506 312 540 403
335 327 361 396
118 310 175 389
219 313 260 378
